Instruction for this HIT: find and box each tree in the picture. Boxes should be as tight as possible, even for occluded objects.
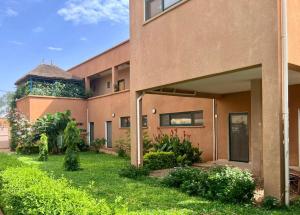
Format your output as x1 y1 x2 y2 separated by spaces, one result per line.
63 121 81 171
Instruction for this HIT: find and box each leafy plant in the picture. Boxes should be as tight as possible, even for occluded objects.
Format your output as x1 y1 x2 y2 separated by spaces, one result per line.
0 153 24 172
38 134 48 161
115 131 131 157
262 196 280 210
91 138 106 153
63 121 81 171
143 131 154 154
118 165 150 179
162 166 255 203
32 110 72 154
154 129 202 166
144 151 177 170
0 167 120 215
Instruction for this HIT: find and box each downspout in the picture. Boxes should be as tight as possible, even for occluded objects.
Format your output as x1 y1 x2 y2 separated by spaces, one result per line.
212 99 217 161
137 93 144 166
281 0 289 206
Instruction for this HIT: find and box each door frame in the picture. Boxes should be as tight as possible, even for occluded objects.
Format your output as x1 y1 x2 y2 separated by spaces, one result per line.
105 121 112 148
228 112 249 163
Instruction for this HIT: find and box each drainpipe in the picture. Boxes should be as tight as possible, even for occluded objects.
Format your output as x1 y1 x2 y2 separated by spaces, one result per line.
137 93 144 166
281 0 289 206
212 99 216 161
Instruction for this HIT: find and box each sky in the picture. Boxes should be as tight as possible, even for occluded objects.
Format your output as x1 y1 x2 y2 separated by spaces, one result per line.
0 0 129 93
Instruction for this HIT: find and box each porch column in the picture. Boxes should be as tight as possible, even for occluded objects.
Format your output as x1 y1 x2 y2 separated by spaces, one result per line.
262 64 284 201
112 66 118 92
251 79 262 177
85 77 90 92
130 91 143 166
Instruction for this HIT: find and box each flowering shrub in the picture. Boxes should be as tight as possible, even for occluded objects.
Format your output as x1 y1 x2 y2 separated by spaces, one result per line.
7 109 33 152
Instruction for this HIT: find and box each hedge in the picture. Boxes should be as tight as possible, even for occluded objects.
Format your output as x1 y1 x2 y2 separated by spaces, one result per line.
144 151 177 170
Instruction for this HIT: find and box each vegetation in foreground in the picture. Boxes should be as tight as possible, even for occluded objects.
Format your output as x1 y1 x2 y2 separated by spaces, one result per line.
1 152 300 214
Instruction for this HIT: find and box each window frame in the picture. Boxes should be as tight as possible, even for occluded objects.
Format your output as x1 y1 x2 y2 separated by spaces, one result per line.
160 110 204 127
120 116 131 128
117 79 125 91
144 0 182 21
142 115 148 128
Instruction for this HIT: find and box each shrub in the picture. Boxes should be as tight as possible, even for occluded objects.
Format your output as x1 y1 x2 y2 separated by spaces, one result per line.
91 138 106 153
38 134 48 161
144 151 177 170
64 121 81 171
78 138 90 152
119 165 150 179
16 145 39 154
162 166 255 203
154 129 202 166
0 153 24 172
0 167 115 215
115 131 131 158
262 196 280 210
205 166 255 203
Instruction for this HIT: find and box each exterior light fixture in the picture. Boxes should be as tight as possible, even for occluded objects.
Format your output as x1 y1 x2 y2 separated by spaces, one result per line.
112 113 115 118
152 108 156 114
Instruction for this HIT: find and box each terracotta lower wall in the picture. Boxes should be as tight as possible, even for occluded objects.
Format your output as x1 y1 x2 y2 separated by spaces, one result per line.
16 96 87 129
88 91 213 161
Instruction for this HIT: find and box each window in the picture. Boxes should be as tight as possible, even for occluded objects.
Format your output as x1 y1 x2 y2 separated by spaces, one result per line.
145 0 182 20
107 81 111 89
118 79 125 91
142 115 148 127
120 117 130 128
160 111 203 127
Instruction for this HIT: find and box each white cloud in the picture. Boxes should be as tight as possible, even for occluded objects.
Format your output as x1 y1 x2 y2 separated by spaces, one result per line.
57 0 129 24
80 37 87 41
32 26 44 33
47 46 63 51
5 8 18 17
9 40 24 45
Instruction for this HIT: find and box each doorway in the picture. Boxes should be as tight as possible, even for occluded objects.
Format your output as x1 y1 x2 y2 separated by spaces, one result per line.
229 113 249 162
105 121 112 148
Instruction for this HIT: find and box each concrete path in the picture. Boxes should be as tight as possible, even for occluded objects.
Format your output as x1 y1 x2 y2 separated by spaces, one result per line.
0 208 3 215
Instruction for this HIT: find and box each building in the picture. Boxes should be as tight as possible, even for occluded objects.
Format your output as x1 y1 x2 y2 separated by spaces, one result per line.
15 0 300 202
129 0 300 201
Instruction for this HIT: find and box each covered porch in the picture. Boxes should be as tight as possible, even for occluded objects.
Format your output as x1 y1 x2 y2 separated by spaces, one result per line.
132 64 300 200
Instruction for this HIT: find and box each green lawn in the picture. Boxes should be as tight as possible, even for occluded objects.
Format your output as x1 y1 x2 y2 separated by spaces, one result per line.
13 152 300 215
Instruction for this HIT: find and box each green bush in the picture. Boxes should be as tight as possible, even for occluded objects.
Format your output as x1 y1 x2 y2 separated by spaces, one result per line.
38 134 48 161
262 196 280 210
0 167 115 215
162 166 255 203
91 138 106 153
64 121 81 171
115 131 131 158
0 153 24 172
119 165 150 179
16 145 39 154
154 130 202 166
144 151 177 170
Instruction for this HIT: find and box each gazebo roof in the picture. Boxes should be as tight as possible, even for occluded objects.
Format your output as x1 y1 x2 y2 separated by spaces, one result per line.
15 64 82 85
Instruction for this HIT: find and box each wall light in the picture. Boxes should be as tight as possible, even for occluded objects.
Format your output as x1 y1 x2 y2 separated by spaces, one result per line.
112 113 115 118
152 108 157 114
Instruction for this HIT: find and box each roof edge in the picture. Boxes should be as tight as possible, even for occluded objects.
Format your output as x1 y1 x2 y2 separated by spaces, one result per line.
67 39 130 72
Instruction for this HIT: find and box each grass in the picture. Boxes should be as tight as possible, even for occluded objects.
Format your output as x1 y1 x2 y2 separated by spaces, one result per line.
5 152 300 214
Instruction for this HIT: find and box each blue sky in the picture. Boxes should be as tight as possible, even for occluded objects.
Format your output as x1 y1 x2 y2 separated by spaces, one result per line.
0 0 129 93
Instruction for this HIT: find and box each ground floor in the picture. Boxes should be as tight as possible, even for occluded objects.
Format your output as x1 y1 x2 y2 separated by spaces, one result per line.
8 152 300 214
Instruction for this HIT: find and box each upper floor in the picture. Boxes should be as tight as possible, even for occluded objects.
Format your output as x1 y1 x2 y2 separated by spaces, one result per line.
68 40 130 98
130 0 300 91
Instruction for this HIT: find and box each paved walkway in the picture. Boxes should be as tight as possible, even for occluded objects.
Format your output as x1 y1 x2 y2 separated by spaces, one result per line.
0 127 9 152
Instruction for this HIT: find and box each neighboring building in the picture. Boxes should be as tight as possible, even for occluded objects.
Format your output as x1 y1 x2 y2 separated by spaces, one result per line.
129 0 300 201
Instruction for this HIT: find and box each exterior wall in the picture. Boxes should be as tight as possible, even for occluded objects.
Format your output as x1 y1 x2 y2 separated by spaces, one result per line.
288 0 300 66
16 96 87 129
68 41 130 78
88 91 213 161
91 75 113 96
130 0 280 91
289 84 300 166
116 68 130 90
216 92 251 161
